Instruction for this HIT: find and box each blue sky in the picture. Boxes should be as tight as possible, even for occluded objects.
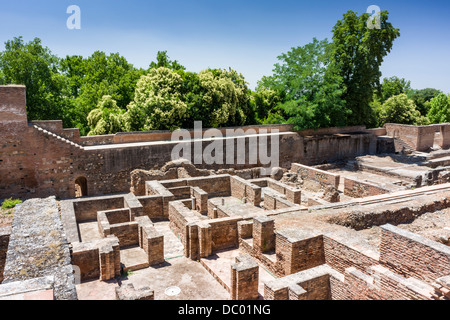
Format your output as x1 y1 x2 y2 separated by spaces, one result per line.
1 0 449 92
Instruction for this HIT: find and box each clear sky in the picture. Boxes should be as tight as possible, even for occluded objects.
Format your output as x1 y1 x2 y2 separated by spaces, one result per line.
0 0 449 92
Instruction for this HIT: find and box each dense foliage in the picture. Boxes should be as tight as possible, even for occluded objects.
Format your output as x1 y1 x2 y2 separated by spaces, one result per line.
0 10 447 136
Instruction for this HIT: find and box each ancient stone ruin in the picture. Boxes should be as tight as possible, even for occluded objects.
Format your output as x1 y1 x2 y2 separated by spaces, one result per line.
0 85 449 300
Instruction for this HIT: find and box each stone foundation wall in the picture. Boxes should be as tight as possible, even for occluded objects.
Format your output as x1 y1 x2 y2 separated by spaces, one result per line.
2 197 77 300
291 163 340 191
73 196 125 222
344 177 390 198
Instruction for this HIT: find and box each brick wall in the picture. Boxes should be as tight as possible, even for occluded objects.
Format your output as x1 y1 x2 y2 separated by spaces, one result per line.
208 217 242 252
231 255 259 300
380 224 450 283
300 132 376 165
344 177 390 198
439 124 450 148
276 230 325 276
136 195 164 218
385 123 437 151
291 163 340 191
323 235 379 274
73 196 125 222
71 245 100 281
267 179 301 204
341 265 435 300
109 222 139 248
137 217 164 266
0 86 384 201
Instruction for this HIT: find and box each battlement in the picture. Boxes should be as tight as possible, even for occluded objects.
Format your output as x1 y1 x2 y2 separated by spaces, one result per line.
0 85 27 128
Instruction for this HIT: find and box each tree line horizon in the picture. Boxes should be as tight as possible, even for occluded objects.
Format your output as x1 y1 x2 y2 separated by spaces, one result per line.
1 10 449 137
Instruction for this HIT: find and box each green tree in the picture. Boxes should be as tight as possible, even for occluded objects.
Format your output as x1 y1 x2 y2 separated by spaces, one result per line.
181 68 253 128
0 37 69 124
149 51 186 71
378 76 411 103
428 93 450 124
332 10 400 127
61 51 144 135
409 88 442 116
378 94 426 126
123 67 188 131
257 38 349 130
250 88 281 123
87 95 125 136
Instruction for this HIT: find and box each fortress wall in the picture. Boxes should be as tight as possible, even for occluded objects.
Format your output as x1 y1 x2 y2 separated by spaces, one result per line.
81 124 294 146
0 85 377 200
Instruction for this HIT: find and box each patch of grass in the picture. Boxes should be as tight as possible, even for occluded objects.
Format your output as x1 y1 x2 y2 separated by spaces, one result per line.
1 198 22 209
121 269 134 278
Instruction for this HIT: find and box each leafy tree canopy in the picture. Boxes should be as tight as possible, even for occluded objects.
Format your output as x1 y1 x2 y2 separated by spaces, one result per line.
378 94 427 126
408 88 442 116
378 76 411 103
61 51 145 135
0 37 69 124
149 51 186 71
123 67 188 131
332 10 400 127
87 95 125 136
257 38 349 130
428 93 450 124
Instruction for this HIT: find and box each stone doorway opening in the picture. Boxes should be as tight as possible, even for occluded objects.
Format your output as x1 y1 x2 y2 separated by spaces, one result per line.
75 176 88 198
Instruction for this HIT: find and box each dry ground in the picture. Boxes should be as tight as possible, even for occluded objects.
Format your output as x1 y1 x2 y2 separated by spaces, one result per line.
0 207 14 227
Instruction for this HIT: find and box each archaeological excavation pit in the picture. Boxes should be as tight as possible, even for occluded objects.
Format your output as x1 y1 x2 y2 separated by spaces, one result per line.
0 85 449 300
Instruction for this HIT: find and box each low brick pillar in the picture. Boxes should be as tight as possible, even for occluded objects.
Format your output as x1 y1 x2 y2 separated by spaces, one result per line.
99 237 121 281
116 283 154 300
136 216 165 266
237 221 253 240
191 187 208 215
144 228 164 266
231 254 259 300
286 188 301 205
188 223 199 260
253 216 275 253
198 222 212 258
